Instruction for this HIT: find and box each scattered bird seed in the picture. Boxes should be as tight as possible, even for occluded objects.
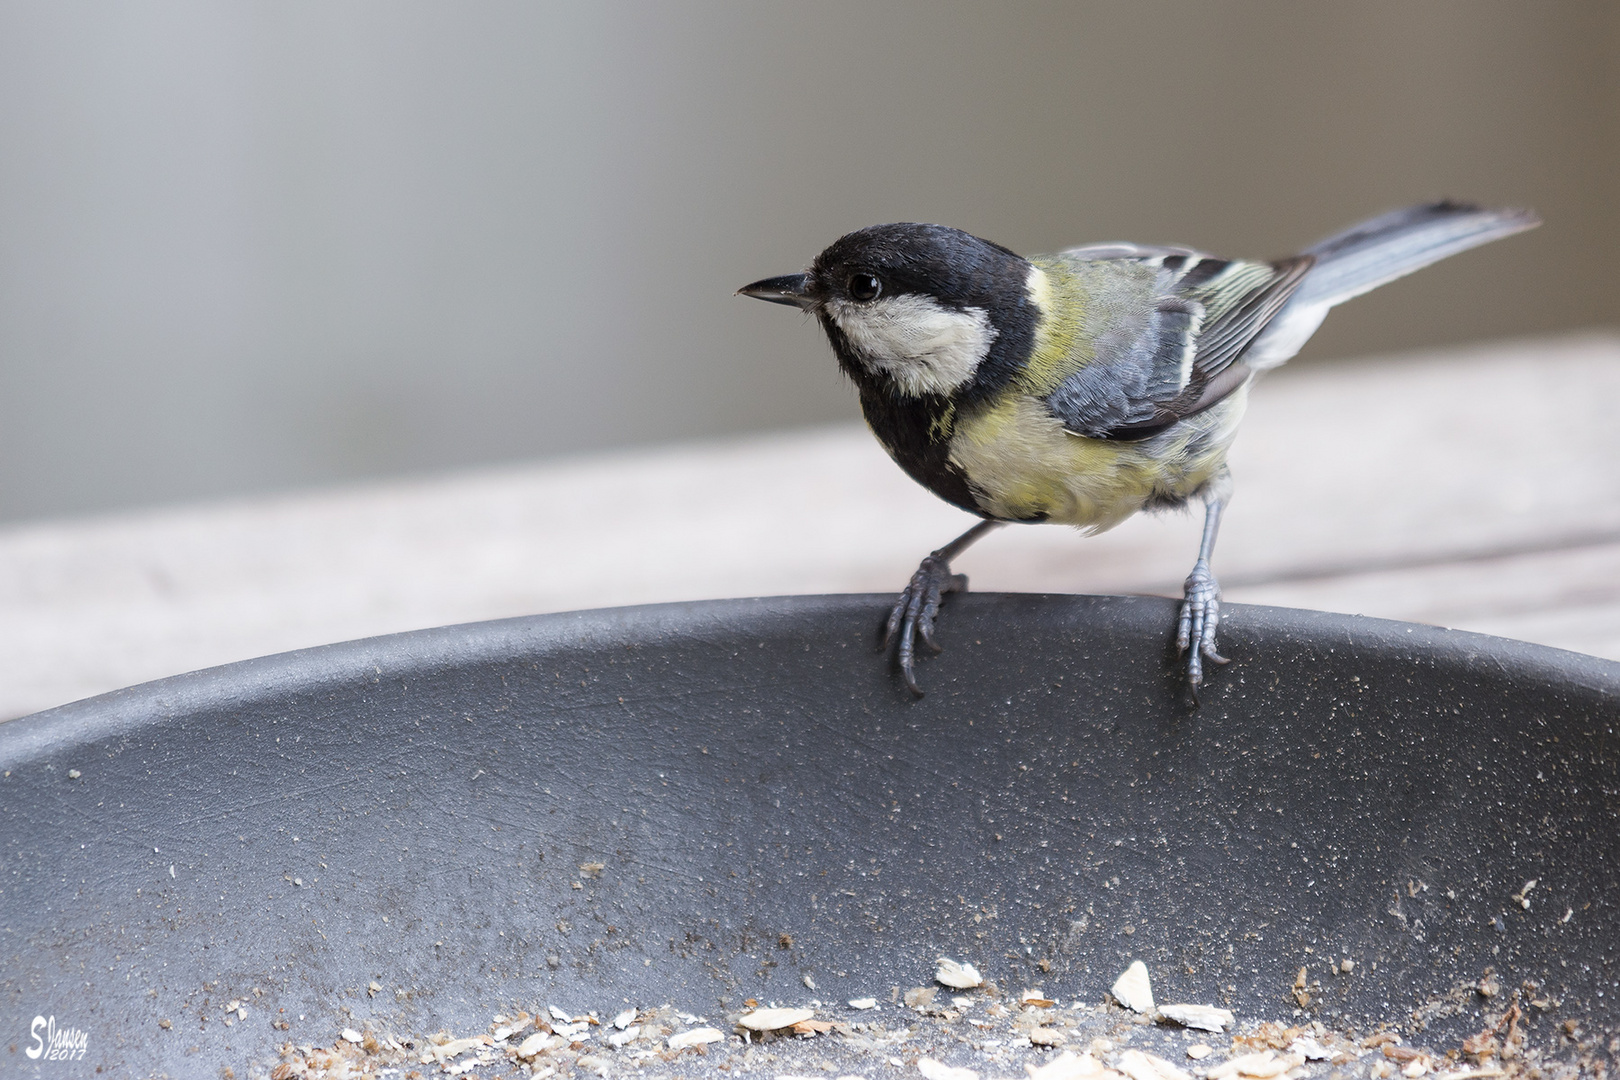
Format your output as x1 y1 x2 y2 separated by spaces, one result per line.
257 955 1573 1080
906 986 939 1010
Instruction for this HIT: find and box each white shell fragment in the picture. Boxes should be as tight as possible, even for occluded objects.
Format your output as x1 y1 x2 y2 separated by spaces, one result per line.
935 957 984 989
848 997 878 1010
1208 1051 1305 1079
428 1036 485 1063
548 1005 574 1023
607 1025 640 1048
1110 961 1155 1013
340 1028 363 1044
1289 1037 1333 1061
612 1007 637 1029
1117 1049 1192 1080
738 1006 815 1031
1026 1051 1107 1080
1156 1003 1234 1032
667 1027 724 1049
918 1058 980 1080
516 1032 554 1058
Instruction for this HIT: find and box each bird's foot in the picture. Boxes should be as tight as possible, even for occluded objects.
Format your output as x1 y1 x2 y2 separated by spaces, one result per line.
882 553 969 697
1177 559 1230 700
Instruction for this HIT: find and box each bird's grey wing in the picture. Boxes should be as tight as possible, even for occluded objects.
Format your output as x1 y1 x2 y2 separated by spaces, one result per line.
1044 252 1313 440
1057 241 1202 261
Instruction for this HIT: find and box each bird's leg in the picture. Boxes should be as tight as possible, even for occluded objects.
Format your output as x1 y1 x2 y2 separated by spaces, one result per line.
884 519 1005 696
1178 488 1231 700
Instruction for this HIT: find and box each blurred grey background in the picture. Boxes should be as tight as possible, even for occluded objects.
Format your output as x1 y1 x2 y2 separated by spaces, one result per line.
0 1 1615 525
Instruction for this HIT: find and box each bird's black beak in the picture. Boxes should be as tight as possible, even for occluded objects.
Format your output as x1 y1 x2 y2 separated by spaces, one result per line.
737 273 815 309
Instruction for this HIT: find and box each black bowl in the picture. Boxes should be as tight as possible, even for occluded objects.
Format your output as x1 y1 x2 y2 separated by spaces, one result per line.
2 594 1616 1076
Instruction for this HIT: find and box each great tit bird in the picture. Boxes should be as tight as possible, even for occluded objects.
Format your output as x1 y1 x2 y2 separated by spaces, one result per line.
739 201 1538 699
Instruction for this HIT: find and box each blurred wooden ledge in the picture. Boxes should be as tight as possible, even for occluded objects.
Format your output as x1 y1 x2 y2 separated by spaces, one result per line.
1 331 1616 721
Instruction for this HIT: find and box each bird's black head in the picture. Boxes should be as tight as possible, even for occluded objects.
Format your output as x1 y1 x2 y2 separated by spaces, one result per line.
740 223 1039 402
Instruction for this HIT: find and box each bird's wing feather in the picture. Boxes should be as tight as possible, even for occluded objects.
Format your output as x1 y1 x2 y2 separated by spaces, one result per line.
1043 252 1313 440
1057 241 1201 261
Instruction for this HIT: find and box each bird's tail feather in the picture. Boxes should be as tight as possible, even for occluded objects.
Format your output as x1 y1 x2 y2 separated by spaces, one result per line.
1290 200 1540 310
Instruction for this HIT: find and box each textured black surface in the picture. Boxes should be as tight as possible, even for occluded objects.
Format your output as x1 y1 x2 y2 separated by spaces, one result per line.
1 594 1616 1077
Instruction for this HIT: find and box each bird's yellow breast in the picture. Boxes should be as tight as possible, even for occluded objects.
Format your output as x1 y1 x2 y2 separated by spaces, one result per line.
942 255 1241 529
947 387 1246 531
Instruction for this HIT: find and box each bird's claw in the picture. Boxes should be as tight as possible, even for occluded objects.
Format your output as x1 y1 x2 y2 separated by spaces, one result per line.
882 554 969 696
1177 559 1229 699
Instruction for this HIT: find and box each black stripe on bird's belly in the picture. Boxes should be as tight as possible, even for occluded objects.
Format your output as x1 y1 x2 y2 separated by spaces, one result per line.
855 384 985 516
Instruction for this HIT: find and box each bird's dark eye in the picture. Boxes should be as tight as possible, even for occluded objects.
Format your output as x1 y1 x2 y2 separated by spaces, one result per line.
849 274 882 302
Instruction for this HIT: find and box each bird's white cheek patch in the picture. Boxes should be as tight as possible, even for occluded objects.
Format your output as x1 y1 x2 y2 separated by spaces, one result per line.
826 295 997 398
